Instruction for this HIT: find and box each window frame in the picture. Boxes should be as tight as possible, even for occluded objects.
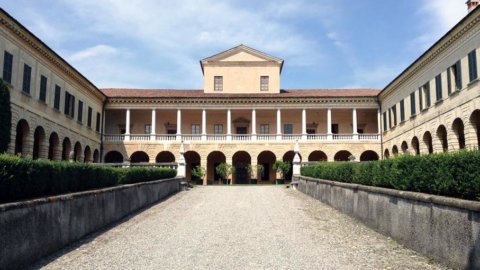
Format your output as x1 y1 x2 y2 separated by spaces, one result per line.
468 49 478 82
3 51 13 84
260 76 269 91
22 63 32 95
39 75 48 103
259 124 269 134
214 76 223 91
214 124 223 134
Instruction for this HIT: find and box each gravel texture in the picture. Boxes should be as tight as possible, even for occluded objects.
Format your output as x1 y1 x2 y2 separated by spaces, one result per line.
33 186 448 270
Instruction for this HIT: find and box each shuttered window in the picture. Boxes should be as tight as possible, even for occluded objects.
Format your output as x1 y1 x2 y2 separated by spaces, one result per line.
39 75 47 102
435 74 442 101
400 100 405 122
469 50 478 82
54 85 61 110
410 92 416 116
2 51 13 84
22 64 32 94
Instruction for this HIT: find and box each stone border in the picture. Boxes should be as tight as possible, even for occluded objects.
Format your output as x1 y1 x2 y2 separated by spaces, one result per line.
0 177 182 269
296 176 480 270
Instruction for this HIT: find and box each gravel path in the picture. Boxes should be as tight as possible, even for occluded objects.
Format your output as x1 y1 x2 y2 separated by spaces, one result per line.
33 186 447 270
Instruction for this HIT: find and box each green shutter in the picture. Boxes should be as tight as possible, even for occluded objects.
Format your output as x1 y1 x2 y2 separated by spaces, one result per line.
456 60 462 90
426 82 431 107
418 87 423 111
469 50 478 82
447 67 452 95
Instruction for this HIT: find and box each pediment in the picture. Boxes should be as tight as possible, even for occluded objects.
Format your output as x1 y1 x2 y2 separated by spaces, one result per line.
201 44 283 64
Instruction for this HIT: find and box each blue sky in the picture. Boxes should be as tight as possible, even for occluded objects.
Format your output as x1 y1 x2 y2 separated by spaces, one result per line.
1 0 467 89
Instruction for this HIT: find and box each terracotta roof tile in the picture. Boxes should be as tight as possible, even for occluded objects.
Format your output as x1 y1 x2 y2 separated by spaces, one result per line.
101 88 380 98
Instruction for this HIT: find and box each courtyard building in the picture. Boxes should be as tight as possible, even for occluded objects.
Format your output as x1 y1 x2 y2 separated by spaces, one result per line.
0 5 479 184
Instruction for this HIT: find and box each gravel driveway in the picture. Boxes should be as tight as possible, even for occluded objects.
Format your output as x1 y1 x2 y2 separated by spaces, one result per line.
33 186 447 270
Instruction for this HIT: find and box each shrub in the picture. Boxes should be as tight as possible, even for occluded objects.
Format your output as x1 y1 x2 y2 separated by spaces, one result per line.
0 79 11 153
0 154 177 204
301 150 480 201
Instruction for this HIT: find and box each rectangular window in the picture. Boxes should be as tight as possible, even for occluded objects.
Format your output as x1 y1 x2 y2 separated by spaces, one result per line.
214 124 223 134
260 76 269 91
3 51 13 84
392 105 397 126
39 75 47 102
331 124 339 134
145 124 151 134
435 74 442 101
383 112 387 131
87 107 92 128
283 124 293 134
214 76 223 91
449 61 462 92
418 87 423 111
468 49 478 82
22 64 32 95
77 100 83 123
419 82 430 110
260 124 269 134
400 100 405 122
96 112 101 132
191 124 200 134
54 85 61 110
388 108 392 128
64 91 75 118
410 92 416 116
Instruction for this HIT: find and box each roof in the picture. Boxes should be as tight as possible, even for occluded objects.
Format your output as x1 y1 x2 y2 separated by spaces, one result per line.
101 88 381 98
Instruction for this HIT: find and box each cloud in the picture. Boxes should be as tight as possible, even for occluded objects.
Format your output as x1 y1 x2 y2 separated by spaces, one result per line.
411 0 466 50
69 45 119 62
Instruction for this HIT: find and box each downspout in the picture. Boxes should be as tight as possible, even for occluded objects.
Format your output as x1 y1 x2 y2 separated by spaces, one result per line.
100 98 107 163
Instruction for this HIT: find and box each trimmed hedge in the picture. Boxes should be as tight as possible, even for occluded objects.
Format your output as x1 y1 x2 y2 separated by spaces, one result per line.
0 154 177 204
301 150 480 201
0 79 11 153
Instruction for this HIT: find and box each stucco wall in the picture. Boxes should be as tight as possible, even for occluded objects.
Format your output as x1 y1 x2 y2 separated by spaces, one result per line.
296 176 480 270
0 177 181 269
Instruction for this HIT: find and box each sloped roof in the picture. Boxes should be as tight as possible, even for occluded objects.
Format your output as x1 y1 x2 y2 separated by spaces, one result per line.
101 88 380 98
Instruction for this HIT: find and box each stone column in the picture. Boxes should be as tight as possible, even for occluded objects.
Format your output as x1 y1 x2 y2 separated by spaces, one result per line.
23 134 34 158
276 109 282 141
227 109 232 141
250 158 258 183
432 135 444 153
177 142 186 178
202 109 207 141
292 141 302 180
464 121 477 149
377 109 381 134
201 156 208 186
38 138 48 159
53 146 62 161
226 156 233 185
125 109 130 141
447 128 458 151
302 109 307 140
327 108 332 140
252 109 257 141
176 109 182 141
353 108 358 140
151 109 156 141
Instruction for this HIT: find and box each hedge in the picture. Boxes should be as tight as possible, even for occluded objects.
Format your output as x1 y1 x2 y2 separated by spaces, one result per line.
0 154 177 204
301 150 480 201
0 79 11 153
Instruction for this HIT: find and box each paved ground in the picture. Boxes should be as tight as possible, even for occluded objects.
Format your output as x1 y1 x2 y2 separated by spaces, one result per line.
33 186 447 270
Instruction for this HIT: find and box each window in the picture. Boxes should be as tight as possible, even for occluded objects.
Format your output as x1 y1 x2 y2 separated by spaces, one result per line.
260 124 269 134
54 85 61 110
283 124 293 134
260 76 269 91
331 124 339 134
3 51 13 84
383 112 387 131
448 61 462 93
410 92 416 116
64 91 75 118
392 105 397 126
468 49 478 82
435 74 443 101
419 82 430 110
214 76 223 91
77 100 83 122
214 124 223 134
145 124 151 134
191 124 200 134
96 112 101 132
400 100 405 122
87 107 93 128
39 75 47 102
388 108 392 128
22 64 32 95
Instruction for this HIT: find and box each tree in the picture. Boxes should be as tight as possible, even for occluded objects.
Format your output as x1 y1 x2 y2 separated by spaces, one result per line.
215 163 235 185
191 166 205 184
0 79 11 153
273 160 291 184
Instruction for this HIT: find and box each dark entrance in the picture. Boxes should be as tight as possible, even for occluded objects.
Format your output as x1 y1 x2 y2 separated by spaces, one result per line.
232 151 251 184
261 163 270 181
236 127 247 134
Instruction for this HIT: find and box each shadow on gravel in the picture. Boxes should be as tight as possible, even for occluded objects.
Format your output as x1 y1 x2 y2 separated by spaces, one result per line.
27 192 181 269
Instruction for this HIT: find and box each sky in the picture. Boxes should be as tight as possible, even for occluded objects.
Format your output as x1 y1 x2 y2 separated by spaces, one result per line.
1 0 468 89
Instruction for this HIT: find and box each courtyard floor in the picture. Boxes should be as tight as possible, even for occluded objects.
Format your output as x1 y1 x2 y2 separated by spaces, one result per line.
33 186 447 270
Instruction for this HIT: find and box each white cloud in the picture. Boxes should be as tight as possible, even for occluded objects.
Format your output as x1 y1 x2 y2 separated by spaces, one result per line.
69 45 119 62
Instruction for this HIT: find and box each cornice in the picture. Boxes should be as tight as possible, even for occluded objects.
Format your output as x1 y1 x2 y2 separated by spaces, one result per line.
0 11 106 101
380 11 480 99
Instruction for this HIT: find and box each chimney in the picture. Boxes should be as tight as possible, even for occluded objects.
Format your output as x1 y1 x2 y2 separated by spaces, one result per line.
467 0 479 12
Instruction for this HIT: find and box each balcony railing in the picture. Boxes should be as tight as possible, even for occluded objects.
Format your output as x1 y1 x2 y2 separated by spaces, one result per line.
104 133 381 142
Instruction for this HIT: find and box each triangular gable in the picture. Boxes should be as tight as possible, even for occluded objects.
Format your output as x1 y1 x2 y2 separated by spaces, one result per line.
201 44 283 63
